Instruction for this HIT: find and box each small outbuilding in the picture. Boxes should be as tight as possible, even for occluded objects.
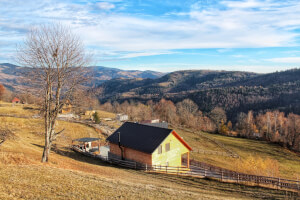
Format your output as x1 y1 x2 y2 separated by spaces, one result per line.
12 97 21 104
116 114 128 122
106 122 192 168
72 137 101 153
61 100 72 114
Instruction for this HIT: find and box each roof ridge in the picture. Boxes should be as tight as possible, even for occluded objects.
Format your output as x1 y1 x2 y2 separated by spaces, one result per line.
124 121 173 131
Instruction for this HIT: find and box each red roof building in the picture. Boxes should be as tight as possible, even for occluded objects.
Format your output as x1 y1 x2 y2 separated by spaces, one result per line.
12 97 21 104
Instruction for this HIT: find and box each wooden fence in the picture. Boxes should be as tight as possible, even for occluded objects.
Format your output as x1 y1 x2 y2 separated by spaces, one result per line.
184 158 300 191
192 149 234 157
72 146 300 192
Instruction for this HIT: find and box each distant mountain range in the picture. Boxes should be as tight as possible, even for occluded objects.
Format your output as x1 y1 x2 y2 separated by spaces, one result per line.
1 63 300 120
0 63 164 89
89 66 165 86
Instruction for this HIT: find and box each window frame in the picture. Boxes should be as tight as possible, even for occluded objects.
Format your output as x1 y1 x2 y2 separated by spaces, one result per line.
158 145 162 154
165 143 170 152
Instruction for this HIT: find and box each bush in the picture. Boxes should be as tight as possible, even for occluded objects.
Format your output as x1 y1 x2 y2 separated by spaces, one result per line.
93 112 101 124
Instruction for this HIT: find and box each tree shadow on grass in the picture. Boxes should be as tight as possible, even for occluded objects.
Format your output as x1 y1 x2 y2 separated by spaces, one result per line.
31 143 110 167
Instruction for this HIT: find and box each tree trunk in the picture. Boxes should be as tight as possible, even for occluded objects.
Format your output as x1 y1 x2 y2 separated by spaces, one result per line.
41 129 51 162
42 80 52 163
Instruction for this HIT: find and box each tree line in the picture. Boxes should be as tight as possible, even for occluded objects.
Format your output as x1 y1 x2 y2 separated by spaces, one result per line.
99 98 300 153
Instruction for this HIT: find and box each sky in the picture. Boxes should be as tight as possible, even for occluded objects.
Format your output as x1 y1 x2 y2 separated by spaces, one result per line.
0 0 300 73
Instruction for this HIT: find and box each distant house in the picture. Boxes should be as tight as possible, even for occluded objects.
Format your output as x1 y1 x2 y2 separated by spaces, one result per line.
140 119 160 124
106 122 192 167
61 100 72 114
252 132 263 139
12 97 21 104
84 110 96 120
116 114 128 122
140 119 168 129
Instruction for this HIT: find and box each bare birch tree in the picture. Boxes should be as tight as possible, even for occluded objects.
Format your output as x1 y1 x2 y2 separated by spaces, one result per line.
17 23 90 162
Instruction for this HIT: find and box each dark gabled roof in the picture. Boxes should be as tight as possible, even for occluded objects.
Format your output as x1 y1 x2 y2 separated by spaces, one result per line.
73 137 100 142
106 122 173 154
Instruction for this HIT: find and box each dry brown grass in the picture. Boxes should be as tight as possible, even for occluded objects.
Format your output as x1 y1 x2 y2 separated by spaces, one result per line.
0 102 39 117
96 109 116 118
0 104 298 199
172 128 300 180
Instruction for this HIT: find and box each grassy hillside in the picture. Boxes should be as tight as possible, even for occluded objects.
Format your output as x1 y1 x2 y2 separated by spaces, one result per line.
174 128 300 179
0 103 298 199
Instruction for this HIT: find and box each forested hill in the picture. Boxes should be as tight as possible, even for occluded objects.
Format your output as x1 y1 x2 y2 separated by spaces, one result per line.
95 68 300 120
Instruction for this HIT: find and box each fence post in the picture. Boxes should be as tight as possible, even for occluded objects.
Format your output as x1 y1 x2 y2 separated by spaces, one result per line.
237 173 239 183
278 178 280 188
135 162 137 169
177 166 179 175
204 168 206 177
146 163 148 171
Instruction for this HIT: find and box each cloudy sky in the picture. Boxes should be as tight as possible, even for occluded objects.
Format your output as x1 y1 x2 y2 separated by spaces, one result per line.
0 0 300 72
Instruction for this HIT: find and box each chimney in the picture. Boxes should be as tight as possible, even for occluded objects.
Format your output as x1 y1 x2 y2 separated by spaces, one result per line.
118 132 124 160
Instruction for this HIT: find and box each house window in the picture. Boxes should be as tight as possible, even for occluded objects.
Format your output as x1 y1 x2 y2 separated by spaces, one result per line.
158 145 162 154
165 143 170 152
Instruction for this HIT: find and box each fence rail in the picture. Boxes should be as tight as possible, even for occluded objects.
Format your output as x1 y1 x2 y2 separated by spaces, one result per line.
71 145 300 191
192 149 234 157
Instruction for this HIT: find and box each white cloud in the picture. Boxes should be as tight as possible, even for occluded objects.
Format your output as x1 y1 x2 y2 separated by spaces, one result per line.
232 54 246 58
266 57 300 63
221 0 266 9
0 0 300 62
120 51 175 59
95 2 115 10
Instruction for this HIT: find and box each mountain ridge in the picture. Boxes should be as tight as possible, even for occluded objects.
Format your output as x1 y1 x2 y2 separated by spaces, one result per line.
94 68 300 120
0 63 165 90
1 63 299 120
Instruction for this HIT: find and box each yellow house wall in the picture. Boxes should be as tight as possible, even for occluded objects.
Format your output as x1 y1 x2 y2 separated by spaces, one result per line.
151 133 189 167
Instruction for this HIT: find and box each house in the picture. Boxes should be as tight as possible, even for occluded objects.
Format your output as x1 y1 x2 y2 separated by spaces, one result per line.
12 97 21 104
61 100 72 114
116 114 128 122
106 122 192 168
72 137 101 153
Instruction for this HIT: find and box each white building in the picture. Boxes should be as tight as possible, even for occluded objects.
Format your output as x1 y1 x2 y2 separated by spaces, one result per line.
116 114 129 122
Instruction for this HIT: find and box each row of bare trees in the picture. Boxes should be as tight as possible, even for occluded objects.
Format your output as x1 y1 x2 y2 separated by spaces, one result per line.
236 110 300 152
100 98 224 133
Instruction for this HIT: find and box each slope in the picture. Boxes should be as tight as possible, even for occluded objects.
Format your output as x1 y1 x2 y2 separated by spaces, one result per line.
0 103 297 199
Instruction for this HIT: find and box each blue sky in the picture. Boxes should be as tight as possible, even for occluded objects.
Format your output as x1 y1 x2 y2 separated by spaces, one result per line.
0 0 300 72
